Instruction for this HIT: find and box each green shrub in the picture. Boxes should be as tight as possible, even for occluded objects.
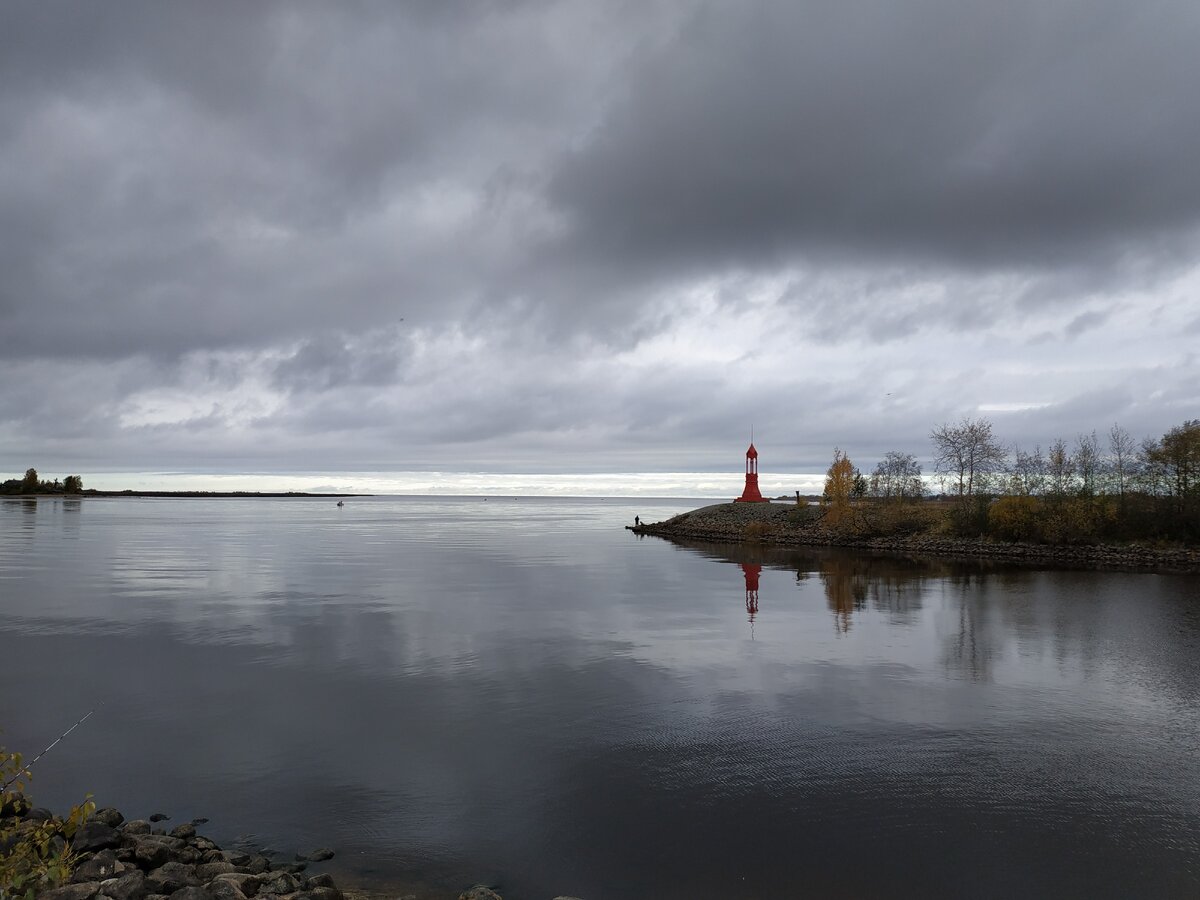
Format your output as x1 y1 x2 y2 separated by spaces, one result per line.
1 746 94 899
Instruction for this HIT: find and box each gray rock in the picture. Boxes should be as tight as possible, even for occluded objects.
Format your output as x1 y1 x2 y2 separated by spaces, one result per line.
210 873 261 897
99 870 148 900
139 834 186 851
459 887 503 900
260 872 298 895
73 849 122 882
74 821 123 853
145 861 200 895
195 861 237 881
40 882 102 900
122 820 152 836
93 808 126 828
167 888 215 900
169 823 196 840
189 818 208 826
218 850 251 867
148 814 171 823
293 889 341 900
134 840 173 870
242 855 271 875
206 881 247 900
193 838 217 852
301 874 336 890
305 848 334 862
27 806 55 822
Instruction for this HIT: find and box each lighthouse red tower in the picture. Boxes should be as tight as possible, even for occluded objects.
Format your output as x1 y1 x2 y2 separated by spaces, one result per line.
735 442 768 503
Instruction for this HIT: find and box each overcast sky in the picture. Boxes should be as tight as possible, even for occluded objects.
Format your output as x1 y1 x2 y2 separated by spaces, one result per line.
2 1 1198 494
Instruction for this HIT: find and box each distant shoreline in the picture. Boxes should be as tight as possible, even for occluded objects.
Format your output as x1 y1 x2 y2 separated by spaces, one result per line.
3 490 368 499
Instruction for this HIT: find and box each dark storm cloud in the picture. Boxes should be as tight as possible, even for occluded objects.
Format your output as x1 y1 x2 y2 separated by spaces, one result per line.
549 0 1200 272
1 0 1198 482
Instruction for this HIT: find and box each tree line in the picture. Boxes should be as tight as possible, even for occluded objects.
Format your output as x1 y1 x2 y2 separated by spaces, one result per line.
822 417 1200 543
0 468 83 496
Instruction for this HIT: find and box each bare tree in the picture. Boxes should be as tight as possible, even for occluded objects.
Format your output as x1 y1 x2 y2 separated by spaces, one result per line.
930 417 1007 497
1144 419 1200 501
1074 431 1101 496
1107 423 1137 499
1046 437 1074 497
869 451 924 501
1009 445 1047 496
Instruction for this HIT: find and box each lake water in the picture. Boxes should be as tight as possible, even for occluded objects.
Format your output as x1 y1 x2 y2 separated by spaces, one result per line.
2 495 1199 898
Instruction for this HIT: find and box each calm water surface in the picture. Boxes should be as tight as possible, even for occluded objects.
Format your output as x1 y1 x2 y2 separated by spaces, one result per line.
1 496 1199 898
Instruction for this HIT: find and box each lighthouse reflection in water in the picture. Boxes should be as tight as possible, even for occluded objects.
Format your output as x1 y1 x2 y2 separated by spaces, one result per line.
740 561 761 630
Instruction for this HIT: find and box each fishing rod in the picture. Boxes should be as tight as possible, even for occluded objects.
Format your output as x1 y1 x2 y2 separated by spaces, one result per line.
1 704 102 793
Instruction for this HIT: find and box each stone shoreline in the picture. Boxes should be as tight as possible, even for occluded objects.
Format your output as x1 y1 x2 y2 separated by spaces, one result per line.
632 502 1200 574
1 797 577 900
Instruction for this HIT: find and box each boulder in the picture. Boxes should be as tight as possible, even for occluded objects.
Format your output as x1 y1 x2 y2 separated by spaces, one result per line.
241 855 271 875
218 850 251 867
99 870 148 900
260 872 299 895
122 820 152 836
145 861 200 895
301 874 336 890
93 808 126 828
27 806 55 822
304 848 334 862
74 821 123 853
134 840 173 870
459 887 503 900
293 889 341 900
206 880 247 900
195 861 237 881
73 849 123 882
39 883 100 900
169 823 196 840
166 888 216 900
210 872 261 897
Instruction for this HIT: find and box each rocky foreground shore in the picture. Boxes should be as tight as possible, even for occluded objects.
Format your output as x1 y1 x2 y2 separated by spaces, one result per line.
1 797 577 900
633 502 1200 573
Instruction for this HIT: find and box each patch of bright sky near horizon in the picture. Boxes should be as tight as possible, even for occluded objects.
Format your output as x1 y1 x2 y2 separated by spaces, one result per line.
77 470 827 498
2 1 1199 485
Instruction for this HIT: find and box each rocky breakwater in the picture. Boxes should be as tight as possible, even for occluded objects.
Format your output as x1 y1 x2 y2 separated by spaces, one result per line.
3 795 589 900
633 502 1200 573
2 797 341 900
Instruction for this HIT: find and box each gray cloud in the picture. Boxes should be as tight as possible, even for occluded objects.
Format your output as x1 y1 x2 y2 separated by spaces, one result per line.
1 1 1198 486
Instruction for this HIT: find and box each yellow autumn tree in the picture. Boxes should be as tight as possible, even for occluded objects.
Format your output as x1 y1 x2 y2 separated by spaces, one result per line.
822 447 856 529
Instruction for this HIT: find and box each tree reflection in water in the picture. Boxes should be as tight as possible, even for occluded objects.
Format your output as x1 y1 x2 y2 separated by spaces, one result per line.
658 536 1073 680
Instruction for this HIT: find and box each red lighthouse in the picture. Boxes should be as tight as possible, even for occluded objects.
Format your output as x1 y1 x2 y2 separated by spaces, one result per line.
735 442 768 503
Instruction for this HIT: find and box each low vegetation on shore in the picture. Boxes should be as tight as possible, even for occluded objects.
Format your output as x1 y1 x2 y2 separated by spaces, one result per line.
817 416 1198 545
